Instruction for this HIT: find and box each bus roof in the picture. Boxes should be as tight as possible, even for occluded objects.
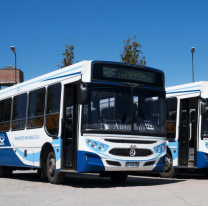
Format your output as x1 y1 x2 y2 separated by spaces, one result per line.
0 60 164 99
166 81 208 98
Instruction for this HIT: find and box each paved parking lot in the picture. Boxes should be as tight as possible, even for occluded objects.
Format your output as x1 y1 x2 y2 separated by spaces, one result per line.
0 171 208 206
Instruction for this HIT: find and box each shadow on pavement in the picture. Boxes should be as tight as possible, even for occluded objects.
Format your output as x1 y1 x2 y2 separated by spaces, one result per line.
7 171 185 188
131 170 208 180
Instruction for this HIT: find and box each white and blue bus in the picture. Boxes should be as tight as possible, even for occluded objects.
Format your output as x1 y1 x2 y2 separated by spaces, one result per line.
160 81 208 178
0 61 166 184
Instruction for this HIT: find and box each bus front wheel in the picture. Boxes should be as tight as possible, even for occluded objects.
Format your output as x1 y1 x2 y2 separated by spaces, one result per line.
46 151 65 184
160 153 179 178
109 171 128 182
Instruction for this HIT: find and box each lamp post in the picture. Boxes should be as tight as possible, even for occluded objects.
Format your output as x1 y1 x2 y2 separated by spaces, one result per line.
191 47 195 83
10 46 17 84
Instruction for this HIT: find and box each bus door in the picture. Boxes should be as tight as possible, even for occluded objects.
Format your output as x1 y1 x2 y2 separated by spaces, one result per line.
62 84 78 169
178 98 198 167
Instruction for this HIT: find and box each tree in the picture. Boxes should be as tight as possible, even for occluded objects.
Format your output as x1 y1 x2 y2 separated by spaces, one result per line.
120 35 146 66
58 39 74 68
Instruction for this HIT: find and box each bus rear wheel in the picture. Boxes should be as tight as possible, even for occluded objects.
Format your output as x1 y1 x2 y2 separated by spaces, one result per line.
160 153 179 178
0 166 5 177
109 171 128 182
46 151 65 184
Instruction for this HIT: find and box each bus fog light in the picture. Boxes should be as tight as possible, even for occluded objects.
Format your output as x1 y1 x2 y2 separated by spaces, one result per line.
99 144 104 151
91 142 97 148
157 147 161 153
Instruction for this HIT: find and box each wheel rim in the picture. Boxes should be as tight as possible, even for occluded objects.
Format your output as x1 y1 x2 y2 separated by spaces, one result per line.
48 157 56 177
165 154 172 173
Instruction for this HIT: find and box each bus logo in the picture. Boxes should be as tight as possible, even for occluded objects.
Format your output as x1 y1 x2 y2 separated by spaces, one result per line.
129 149 136 157
0 134 5 145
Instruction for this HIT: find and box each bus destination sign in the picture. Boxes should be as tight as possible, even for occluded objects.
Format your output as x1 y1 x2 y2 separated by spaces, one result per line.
103 67 156 84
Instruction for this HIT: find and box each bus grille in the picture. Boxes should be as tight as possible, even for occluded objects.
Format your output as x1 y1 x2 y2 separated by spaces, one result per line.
105 139 156 144
109 148 152 157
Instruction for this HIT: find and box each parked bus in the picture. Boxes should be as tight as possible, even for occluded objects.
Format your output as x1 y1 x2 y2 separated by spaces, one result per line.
160 81 208 178
0 61 166 184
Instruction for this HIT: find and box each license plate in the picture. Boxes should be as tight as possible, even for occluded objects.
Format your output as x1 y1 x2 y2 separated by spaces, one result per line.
125 162 140 167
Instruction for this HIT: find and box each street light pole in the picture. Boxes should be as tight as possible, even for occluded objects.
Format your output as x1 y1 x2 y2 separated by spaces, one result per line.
10 46 17 84
191 47 195 83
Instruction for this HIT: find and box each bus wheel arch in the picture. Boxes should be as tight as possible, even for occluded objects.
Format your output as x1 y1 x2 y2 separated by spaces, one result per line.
40 143 54 179
160 147 179 178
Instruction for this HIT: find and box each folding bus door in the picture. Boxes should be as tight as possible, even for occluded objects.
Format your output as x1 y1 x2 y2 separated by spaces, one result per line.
62 84 78 169
178 98 197 167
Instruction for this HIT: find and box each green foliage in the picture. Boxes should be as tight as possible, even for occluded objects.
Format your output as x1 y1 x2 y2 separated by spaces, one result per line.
58 39 74 68
120 35 146 66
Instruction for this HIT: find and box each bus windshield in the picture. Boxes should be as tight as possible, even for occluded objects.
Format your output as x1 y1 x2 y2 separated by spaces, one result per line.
82 85 165 136
202 99 208 137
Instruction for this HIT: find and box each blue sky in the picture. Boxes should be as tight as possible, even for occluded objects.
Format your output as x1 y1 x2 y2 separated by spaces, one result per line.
1 0 208 87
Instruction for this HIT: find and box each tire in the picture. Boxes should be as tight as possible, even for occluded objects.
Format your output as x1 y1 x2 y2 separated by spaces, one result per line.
0 166 5 177
160 153 179 178
4 167 13 177
46 151 65 184
109 171 128 182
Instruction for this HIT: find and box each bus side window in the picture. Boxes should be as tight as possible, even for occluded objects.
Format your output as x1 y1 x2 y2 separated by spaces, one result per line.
0 98 12 132
27 88 46 128
166 98 177 139
46 84 61 136
12 94 27 130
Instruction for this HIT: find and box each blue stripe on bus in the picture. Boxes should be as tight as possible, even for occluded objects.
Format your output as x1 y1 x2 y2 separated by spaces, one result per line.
166 84 201 93
42 71 81 81
0 148 28 167
167 89 200 94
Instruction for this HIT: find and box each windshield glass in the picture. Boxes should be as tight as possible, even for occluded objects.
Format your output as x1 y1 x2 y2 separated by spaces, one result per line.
82 85 165 136
202 99 208 137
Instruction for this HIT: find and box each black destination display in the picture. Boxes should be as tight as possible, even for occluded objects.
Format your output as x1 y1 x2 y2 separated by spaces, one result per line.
91 62 164 89
103 67 155 84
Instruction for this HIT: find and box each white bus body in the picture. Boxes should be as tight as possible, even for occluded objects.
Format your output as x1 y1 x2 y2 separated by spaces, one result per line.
162 81 208 178
0 61 166 183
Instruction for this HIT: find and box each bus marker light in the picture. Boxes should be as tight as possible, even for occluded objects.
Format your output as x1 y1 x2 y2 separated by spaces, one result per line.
56 149 59 152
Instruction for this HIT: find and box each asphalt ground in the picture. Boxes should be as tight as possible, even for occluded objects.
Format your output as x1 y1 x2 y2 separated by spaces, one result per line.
0 170 208 206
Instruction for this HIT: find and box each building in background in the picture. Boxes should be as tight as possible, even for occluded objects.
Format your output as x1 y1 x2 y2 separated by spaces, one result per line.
0 65 24 89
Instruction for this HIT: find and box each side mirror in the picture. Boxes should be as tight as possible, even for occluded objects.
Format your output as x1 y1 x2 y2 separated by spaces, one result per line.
79 84 88 105
201 102 208 116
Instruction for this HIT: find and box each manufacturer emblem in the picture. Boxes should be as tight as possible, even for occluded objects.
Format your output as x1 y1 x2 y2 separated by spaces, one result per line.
129 149 136 157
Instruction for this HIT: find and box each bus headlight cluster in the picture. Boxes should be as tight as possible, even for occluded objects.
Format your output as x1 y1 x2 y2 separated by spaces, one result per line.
86 139 109 152
154 143 166 154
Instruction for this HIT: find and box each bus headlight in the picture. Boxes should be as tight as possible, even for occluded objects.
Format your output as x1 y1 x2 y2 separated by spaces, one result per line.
157 147 161 153
161 145 165 151
99 144 105 151
91 142 97 148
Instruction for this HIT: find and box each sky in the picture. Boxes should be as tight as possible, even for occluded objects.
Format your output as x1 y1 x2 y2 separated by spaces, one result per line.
1 0 208 87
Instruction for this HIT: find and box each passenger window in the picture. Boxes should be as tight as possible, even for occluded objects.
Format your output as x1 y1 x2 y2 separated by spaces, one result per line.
166 98 177 139
46 84 61 136
0 98 12 132
12 94 27 130
27 88 45 128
